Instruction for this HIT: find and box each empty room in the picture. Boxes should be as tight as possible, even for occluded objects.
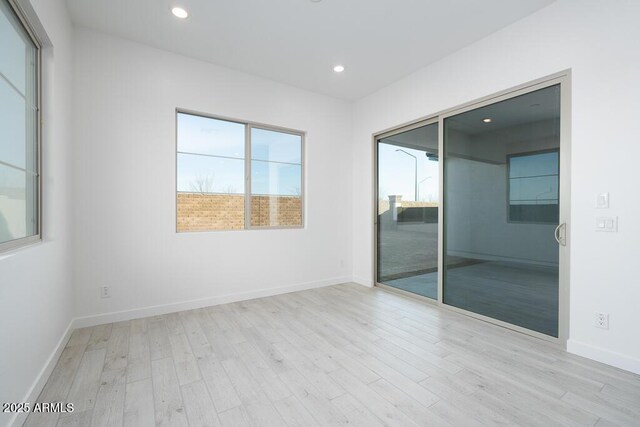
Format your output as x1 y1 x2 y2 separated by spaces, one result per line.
1 0 640 426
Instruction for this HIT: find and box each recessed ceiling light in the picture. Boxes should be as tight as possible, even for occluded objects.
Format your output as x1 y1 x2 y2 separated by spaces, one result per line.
482 118 492 123
171 7 188 19
310 0 323 2
333 65 345 73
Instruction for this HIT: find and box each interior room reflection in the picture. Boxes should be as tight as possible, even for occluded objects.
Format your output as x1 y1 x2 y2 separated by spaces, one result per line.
444 85 560 336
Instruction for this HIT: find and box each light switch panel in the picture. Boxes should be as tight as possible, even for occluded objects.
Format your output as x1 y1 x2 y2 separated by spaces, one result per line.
596 216 618 232
596 192 609 209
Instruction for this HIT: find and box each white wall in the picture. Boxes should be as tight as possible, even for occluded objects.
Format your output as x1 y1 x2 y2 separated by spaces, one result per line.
71 29 353 322
352 0 640 373
0 0 74 425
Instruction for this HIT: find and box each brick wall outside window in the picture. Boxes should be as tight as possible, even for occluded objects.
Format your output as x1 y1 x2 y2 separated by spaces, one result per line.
177 192 302 231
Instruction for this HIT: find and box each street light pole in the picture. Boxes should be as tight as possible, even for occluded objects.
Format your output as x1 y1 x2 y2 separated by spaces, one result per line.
395 149 418 201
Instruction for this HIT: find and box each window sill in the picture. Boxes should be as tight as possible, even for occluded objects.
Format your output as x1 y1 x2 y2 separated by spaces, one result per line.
0 235 42 259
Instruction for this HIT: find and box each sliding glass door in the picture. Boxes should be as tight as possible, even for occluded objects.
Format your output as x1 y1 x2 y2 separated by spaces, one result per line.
374 75 569 340
376 122 439 299
442 84 562 337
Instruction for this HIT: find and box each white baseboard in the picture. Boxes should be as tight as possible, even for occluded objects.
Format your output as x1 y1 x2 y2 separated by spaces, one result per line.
567 339 640 375
72 276 352 329
10 320 74 427
10 277 349 426
351 275 373 288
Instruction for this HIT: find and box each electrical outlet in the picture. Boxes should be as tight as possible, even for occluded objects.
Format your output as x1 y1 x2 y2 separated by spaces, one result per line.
595 312 609 329
100 286 110 299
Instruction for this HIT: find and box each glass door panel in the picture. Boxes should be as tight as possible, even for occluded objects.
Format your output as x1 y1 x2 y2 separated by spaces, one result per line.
443 84 561 336
377 122 439 299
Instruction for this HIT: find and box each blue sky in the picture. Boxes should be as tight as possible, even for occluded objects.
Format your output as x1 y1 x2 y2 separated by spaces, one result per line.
177 113 301 196
378 143 439 202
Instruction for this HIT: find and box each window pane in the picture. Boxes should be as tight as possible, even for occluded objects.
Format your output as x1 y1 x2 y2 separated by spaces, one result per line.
251 128 302 164
1 1 38 250
0 79 26 168
176 153 245 231
175 113 304 231
376 122 440 300
176 113 244 158
508 151 559 223
250 126 302 227
443 84 561 337
509 152 558 178
509 175 558 203
251 161 301 196
177 153 244 194
0 1 28 94
0 164 37 243
251 195 302 228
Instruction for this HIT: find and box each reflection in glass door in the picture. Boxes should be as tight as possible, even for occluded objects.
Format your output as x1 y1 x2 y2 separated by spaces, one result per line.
443 84 561 337
376 122 439 299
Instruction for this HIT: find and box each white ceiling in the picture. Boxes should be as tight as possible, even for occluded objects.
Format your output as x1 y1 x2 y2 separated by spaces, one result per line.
65 0 555 100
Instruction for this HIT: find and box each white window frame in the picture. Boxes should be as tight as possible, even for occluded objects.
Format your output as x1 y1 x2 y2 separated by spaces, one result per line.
175 109 305 232
0 0 42 254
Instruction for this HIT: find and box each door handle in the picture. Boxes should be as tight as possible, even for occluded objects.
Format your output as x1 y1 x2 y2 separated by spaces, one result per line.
554 222 566 246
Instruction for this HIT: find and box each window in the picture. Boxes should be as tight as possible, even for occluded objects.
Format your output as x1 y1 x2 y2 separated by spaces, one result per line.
176 111 304 231
0 0 40 252
507 150 559 223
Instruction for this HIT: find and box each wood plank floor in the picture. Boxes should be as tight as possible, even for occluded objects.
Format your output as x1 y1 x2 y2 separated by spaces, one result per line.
25 284 640 426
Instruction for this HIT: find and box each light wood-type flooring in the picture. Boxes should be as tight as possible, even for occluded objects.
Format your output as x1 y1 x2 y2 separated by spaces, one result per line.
25 284 640 426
